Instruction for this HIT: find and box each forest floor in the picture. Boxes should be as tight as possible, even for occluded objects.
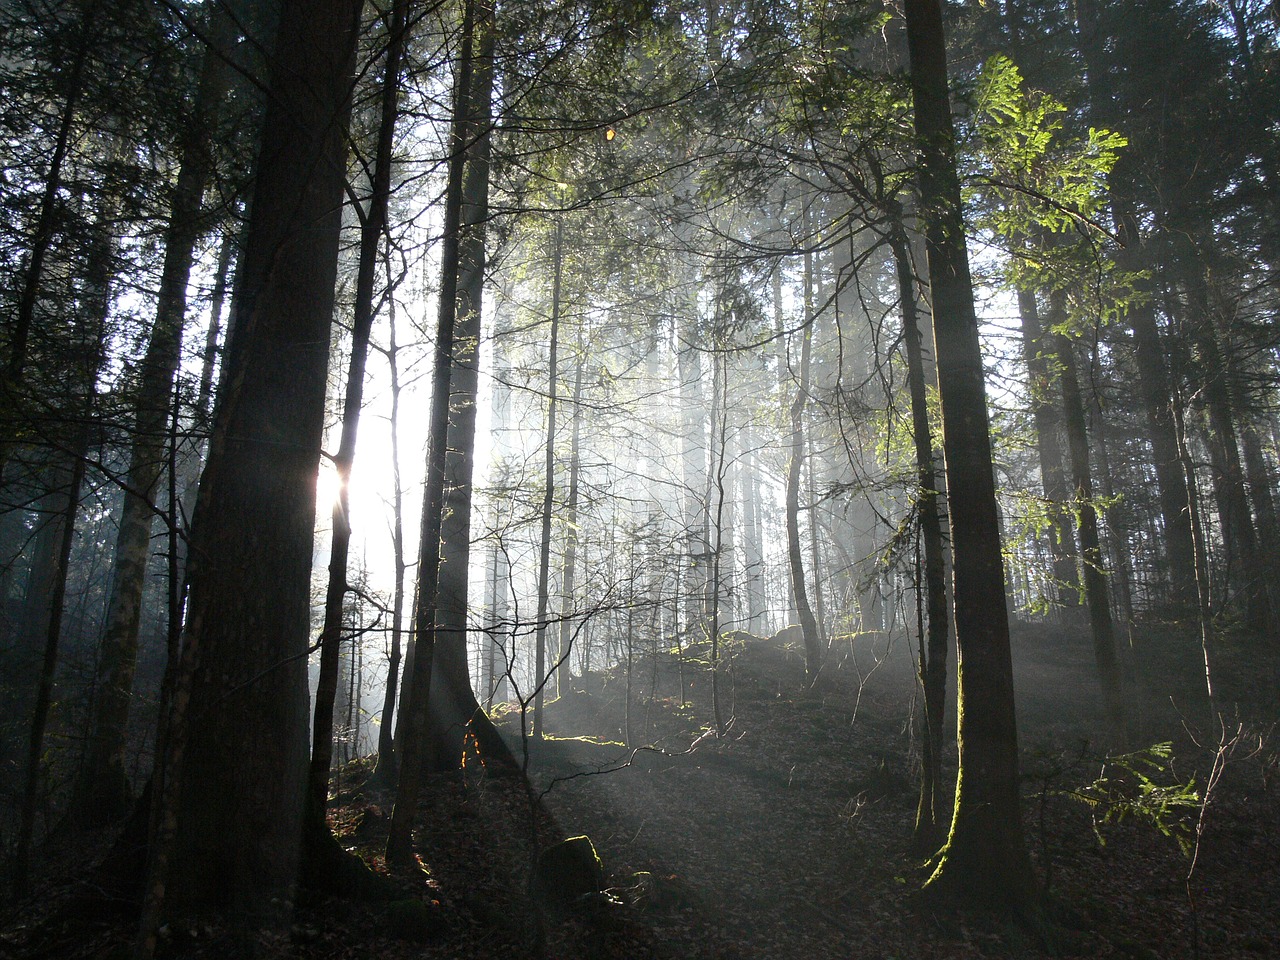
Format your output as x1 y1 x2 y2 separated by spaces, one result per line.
5 619 1279 959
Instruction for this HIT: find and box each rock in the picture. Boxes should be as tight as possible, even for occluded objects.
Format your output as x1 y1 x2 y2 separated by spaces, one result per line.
532 835 604 910
771 624 805 646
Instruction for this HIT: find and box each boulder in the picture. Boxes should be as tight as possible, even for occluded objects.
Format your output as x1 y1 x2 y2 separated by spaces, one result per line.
531 835 604 910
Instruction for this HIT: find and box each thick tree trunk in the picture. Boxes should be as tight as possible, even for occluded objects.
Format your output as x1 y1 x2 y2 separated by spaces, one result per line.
425 2 514 772
1239 419 1280 622
310 0 408 816
903 0 1036 911
386 0 479 865
144 0 363 929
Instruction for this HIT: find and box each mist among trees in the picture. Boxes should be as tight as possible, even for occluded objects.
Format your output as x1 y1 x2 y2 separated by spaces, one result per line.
2 0 1278 957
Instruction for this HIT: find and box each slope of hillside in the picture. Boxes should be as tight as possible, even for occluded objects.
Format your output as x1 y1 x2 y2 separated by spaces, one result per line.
5 623 1277 960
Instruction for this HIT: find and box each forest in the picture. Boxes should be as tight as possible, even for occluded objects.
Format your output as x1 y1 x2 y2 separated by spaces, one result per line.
1 0 1278 957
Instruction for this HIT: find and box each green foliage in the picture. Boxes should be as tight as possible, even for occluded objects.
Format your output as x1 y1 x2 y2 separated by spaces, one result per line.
964 55 1150 341
968 55 1127 243
1071 743 1200 856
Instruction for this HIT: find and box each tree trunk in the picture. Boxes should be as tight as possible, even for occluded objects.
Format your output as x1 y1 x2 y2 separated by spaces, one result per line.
1087 375 1135 626
426 0 513 772
532 218 563 740
1183 266 1270 633
1073 0 1199 610
1049 292 1127 744
73 3 235 828
1015 284 1080 613
14 440 87 894
375 296 408 769
707 349 729 732
903 0 1036 911
679 296 709 636
310 0 408 817
890 222 950 853
143 0 363 928
1239 419 1280 623
1110 204 1198 607
174 228 236 537
787 232 822 685
386 0 479 865
739 427 765 633
557 338 584 697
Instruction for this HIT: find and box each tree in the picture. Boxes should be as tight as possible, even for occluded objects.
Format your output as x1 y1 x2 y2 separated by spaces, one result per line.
785 211 823 686
888 216 951 852
386 0 479 866
139 0 364 931
310 0 410 817
425 0 514 773
902 0 1037 910
72 1 237 828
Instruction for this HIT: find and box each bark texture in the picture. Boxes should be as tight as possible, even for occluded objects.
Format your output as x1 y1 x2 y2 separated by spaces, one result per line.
903 0 1036 911
153 0 363 922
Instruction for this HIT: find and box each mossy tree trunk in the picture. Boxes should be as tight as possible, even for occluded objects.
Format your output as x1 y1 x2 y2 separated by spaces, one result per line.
902 0 1037 912
890 221 950 853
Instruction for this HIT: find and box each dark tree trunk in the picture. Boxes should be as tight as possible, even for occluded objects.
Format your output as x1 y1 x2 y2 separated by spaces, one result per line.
1111 201 1198 607
140 0 363 931
903 0 1036 911
1048 292 1127 744
1075 0 1199 608
1015 284 1080 612
14 440 87 894
1183 267 1270 633
707 349 729 732
386 0 478 865
425 1 513 772
1239 419 1280 621
890 223 950 853
374 299 408 769
1087 375 1135 627
73 4 235 829
787 223 822 684
310 0 409 817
